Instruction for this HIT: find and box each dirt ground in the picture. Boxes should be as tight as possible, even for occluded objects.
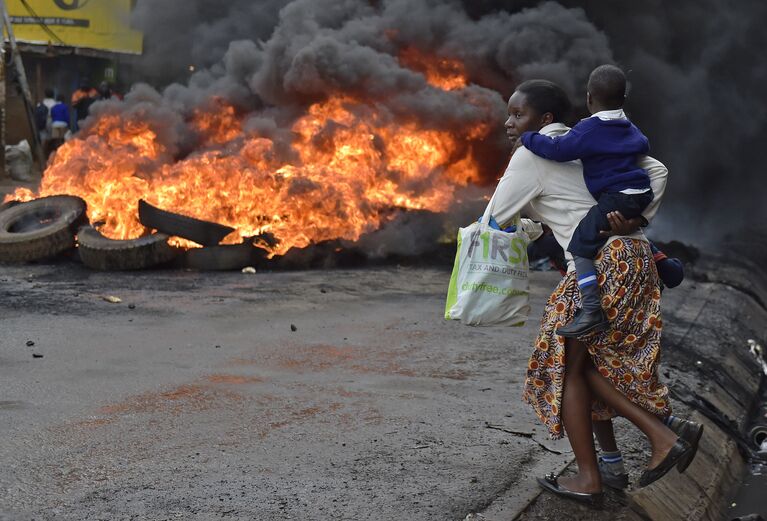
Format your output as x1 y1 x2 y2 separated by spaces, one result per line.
0 263 574 521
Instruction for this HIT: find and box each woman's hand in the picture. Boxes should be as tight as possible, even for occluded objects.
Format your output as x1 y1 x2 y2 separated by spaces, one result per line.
598 211 645 237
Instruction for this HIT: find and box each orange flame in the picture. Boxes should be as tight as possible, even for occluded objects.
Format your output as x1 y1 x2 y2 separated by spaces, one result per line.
191 100 242 146
7 52 487 256
399 47 468 91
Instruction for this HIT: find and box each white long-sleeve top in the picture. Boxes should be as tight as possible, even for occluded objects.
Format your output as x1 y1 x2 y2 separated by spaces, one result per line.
491 122 668 272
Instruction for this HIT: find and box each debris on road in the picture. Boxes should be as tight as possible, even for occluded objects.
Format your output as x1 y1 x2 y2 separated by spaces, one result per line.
102 295 122 304
241 266 256 274
290 324 297 332
26 340 34 346
32 353 43 358
484 422 563 454
749 425 767 453
5 140 35 182
748 339 767 375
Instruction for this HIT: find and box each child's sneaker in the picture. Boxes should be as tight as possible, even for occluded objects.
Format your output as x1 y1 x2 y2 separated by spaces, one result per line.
651 243 685 288
598 457 629 490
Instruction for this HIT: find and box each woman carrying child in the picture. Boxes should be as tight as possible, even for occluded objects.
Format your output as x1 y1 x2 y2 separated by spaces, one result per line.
488 76 700 503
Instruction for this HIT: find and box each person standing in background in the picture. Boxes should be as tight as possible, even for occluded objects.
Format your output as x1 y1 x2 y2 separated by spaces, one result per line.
98 81 113 100
34 88 57 145
42 88 56 129
71 81 97 131
45 94 71 157
50 94 70 139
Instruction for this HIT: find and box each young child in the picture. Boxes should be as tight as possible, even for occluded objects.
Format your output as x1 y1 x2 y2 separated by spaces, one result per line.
520 64 653 337
50 95 70 140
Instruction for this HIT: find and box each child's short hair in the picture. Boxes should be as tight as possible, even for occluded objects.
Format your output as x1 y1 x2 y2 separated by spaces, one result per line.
587 65 627 108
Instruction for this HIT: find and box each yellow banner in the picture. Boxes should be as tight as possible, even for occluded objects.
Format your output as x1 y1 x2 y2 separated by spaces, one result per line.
7 0 142 55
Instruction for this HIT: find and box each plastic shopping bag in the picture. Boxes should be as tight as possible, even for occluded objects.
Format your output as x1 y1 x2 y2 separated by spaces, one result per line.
444 197 530 326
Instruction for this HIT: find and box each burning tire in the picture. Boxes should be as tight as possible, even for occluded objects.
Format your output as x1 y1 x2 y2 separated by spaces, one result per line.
138 199 234 246
77 226 178 271
0 195 87 263
183 238 265 271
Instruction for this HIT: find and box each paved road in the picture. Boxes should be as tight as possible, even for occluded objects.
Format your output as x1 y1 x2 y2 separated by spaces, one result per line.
0 265 571 520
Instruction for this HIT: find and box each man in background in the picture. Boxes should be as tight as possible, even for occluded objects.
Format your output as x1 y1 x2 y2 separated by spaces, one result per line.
34 87 56 144
71 81 98 131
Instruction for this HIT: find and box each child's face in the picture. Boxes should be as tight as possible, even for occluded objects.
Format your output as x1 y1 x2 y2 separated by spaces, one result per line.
504 91 548 147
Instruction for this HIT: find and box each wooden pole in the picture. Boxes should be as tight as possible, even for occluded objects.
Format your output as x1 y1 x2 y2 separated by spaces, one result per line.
0 44 5 180
0 0 45 173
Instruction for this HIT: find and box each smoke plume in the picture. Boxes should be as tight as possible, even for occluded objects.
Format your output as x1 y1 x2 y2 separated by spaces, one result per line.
125 0 611 156
118 0 765 250
461 0 767 244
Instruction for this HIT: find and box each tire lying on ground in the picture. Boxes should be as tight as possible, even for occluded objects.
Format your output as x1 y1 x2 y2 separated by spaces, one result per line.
0 195 87 263
77 226 179 270
138 199 234 246
183 238 265 271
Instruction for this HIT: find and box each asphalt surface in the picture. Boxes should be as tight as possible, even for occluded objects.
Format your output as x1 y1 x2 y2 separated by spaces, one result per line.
0 264 572 521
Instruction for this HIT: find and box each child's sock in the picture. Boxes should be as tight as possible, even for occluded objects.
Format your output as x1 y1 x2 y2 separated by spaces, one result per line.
599 450 627 475
574 256 601 312
664 415 682 431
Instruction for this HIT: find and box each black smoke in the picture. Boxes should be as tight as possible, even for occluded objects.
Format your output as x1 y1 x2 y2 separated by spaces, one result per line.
117 0 613 196
462 0 767 244
124 0 765 246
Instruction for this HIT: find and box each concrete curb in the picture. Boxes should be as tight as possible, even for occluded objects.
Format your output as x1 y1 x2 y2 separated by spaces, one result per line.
477 257 766 521
477 453 573 519
627 408 748 520
627 259 766 520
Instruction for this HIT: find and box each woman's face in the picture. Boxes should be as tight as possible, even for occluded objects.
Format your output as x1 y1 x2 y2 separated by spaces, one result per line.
504 91 549 147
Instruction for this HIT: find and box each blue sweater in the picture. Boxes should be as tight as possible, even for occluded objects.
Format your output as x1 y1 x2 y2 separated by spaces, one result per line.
50 103 70 125
520 117 650 197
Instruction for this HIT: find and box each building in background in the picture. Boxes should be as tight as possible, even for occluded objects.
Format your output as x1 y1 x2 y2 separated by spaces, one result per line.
4 0 143 143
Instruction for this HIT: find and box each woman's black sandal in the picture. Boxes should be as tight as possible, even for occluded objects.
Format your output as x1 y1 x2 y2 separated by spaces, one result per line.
536 473 604 506
675 420 704 473
638 438 692 487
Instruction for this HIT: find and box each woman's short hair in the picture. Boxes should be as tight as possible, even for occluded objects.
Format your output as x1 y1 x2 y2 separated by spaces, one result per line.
515 80 572 123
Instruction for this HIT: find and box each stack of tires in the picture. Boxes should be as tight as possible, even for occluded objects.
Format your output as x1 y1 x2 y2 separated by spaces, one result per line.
0 196 270 270
0 196 176 270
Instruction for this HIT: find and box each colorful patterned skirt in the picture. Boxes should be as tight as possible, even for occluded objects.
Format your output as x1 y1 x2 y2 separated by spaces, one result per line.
523 237 671 439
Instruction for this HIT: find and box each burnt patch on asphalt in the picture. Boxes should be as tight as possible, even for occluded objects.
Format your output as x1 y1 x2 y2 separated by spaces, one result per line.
232 342 476 381
205 373 265 385
267 403 343 432
98 383 244 416
69 417 117 429
0 289 99 316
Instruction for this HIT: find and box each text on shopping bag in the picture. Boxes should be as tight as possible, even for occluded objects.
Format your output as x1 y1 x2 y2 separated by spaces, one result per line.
466 230 528 264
